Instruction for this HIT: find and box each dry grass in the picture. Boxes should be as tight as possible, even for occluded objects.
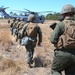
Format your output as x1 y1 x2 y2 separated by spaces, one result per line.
0 57 29 75
0 19 65 75
0 28 11 51
0 29 10 43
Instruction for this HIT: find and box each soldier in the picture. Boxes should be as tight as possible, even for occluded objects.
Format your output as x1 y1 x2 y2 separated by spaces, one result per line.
50 4 75 75
12 18 20 36
8 18 10 24
20 14 42 68
10 18 16 35
16 18 26 43
14 18 21 41
16 18 26 31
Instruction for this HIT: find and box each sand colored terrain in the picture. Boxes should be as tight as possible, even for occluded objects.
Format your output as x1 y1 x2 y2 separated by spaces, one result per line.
0 19 65 75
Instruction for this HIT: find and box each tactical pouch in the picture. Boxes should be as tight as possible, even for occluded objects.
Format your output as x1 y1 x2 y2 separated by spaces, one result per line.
21 37 34 46
13 28 16 35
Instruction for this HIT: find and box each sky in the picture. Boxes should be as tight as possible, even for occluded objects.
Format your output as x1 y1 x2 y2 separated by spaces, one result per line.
0 0 75 15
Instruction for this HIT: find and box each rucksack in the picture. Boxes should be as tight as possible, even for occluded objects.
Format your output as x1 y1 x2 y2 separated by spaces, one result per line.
18 21 25 30
57 20 75 49
21 36 35 46
25 23 38 37
20 23 38 46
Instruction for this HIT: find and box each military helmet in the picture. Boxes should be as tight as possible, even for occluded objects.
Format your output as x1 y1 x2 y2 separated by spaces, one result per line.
17 18 20 21
20 18 24 21
13 18 16 21
28 14 35 22
61 4 75 14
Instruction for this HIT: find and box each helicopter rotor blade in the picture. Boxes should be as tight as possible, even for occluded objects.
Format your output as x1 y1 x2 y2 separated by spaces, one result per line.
24 8 53 13
0 6 9 11
37 11 53 14
3 7 9 9
24 8 31 12
12 10 28 13
24 9 38 14
11 9 53 15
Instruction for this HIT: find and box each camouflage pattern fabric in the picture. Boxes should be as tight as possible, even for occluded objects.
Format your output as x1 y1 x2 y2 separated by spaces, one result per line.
20 22 42 67
50 16 75 75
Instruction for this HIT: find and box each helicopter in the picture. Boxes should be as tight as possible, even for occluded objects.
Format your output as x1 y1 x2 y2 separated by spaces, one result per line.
15 8 53 23
0 6 52 23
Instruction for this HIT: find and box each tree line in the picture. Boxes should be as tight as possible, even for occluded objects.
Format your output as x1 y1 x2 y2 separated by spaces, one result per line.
45 12 75 20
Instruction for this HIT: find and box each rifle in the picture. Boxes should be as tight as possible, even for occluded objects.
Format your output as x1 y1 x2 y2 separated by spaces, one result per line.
50 22 57 30
50 16 64 30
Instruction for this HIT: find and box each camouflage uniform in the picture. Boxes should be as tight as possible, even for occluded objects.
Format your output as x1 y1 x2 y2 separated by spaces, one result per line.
16 18 25 32
13 18 20 36
16 18 26 43
10 18 16 35
20 14 42 67
50 4 75 75
8 18 10 24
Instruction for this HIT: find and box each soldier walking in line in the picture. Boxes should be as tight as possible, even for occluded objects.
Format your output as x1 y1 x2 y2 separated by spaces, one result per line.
20 14 42 68
50 4 75 75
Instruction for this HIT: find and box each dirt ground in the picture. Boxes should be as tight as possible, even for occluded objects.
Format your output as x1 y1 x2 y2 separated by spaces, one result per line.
0 19 65 75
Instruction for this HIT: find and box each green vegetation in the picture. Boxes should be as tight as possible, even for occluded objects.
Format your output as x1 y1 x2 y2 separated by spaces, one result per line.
45 12 61 20
45 12 75 20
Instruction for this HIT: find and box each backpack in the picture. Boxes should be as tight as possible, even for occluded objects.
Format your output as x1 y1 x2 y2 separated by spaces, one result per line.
25 23 38 37
18 21 25 30
20 23 38 46
57 20 75 49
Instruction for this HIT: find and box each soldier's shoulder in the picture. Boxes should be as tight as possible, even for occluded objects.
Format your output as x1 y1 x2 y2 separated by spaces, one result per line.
23 23 28 28
55 21 65 30
58 21 64 27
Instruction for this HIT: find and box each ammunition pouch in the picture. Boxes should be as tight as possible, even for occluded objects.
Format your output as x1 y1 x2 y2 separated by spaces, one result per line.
21 36 35 46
